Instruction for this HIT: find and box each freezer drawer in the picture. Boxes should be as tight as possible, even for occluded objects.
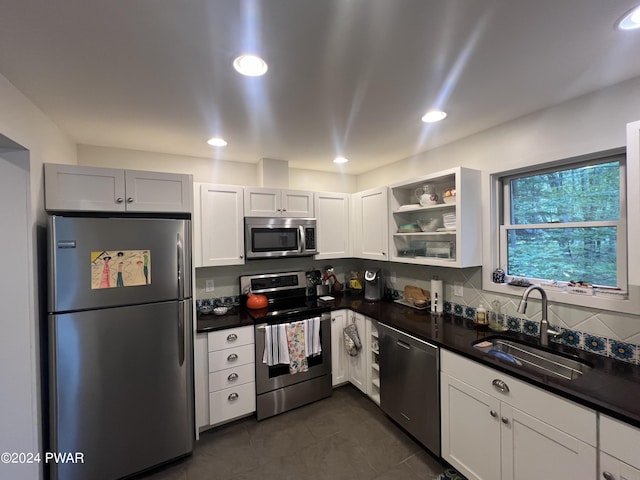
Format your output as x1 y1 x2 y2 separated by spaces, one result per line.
49 301 193 480
48 216 191 312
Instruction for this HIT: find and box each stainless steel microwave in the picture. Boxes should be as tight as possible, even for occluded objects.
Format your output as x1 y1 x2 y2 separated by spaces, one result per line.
244 217 317 259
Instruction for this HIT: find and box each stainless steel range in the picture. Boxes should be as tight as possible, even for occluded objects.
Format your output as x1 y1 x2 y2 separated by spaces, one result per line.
240 271 332 420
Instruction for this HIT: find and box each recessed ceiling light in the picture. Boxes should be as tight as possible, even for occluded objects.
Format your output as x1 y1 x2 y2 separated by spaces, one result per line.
333 156 349 164
233 54 268 76
207 137 227 147
421 110 448 123
617 5 640 30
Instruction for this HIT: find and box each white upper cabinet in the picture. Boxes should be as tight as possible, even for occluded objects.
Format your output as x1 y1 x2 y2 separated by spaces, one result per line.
244 187 314 217
352 186 389 261
314 191 351 259
123 169 192 213
388 167 481 267
44 163 192 213
198 184 245 267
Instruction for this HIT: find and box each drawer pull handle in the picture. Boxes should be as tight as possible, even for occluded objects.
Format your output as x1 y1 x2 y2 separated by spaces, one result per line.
492 379 510 393
228 392 239 401
602 472 615 480
227 353 238 362
227 333 238 342
490 410 498 418
116 197 124 204
501 416 510 425
126 197 134 203
227 373 239 381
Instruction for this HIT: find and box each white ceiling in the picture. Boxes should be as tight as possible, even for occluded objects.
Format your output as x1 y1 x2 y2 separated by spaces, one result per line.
1 0 640 174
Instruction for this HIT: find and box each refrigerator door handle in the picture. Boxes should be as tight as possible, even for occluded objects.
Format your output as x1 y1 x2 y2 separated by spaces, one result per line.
178 304 185 366
177 233 184 300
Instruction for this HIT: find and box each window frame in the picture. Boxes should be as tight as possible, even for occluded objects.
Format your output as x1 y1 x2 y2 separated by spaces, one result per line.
498 154 627 291
482 139 640 315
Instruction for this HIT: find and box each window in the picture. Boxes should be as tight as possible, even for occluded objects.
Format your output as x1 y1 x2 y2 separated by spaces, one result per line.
499 154 627 290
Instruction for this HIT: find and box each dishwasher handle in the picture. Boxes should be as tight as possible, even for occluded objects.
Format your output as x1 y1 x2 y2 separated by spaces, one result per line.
379 322 438 356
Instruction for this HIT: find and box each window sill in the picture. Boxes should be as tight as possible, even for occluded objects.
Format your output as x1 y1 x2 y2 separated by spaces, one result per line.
482 274 640 315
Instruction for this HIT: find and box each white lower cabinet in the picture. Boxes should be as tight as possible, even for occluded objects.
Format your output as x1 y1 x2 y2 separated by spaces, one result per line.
195 333 210 431
207 326 256 427
441 350 596 480
331 310 371 396
600 452 640 480
600 415 640 480
330 310 349 387
347 311 368 393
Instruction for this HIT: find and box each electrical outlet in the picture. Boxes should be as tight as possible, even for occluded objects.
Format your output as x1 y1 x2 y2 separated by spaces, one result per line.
454 282 463 296
390 271 397 283
205 279 214 293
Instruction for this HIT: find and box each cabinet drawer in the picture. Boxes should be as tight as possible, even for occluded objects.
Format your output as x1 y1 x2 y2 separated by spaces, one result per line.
208 343 255 372
209 363 255 392
441 349 596 445
208 326 254 351
600 415 640 468
209 382 256 426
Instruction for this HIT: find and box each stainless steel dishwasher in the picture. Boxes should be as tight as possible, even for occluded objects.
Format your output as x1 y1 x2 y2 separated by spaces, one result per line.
379 322 440 456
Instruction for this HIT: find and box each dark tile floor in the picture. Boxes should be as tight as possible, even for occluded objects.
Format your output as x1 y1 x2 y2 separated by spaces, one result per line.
135 385 448 480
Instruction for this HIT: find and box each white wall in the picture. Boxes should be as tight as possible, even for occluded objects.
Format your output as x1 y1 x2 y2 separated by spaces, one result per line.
0 73 76 480
357 75 640 190
356 76 640 345
77 144 358 193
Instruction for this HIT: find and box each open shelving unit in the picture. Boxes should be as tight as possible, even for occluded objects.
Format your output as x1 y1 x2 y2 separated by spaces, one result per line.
369 320 380 405
388 167 482 268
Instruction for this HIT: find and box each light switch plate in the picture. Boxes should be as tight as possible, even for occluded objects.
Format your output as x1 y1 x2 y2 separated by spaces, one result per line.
205 279 214 292
453 282 463 296
390 271 397 283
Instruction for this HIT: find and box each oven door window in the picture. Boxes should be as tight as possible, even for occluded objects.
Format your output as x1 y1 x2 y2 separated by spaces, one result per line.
251 228 299 252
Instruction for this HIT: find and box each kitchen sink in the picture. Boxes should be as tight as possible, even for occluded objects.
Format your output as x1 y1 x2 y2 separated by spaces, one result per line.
473 338 592 381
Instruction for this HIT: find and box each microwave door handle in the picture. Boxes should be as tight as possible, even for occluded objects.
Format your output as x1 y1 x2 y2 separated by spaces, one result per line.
298 225 305 254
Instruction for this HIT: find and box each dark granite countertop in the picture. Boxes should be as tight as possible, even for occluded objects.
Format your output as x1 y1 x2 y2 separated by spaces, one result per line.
197 292 640 429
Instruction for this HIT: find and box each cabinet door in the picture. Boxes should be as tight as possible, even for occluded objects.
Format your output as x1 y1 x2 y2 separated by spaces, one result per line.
347 313 367 393
330 310 349 387
600 415 640 470
601 452 640 480
501 403 596 480
194 333 210 430
200 184 245 266
353 187 388 260
315 192 350 259
44 163 126 212
441 373 502 480
282 189 314 217
244 187 281 216
124 170 192 213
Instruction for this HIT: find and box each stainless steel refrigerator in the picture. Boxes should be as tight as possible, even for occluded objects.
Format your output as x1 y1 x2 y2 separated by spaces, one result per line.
47 215 194 480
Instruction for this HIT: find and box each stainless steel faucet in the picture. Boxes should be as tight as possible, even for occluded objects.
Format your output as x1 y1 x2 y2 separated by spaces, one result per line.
517 285 561 346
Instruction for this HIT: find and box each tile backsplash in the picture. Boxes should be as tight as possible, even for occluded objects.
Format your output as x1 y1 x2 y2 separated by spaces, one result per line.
196 259 640 365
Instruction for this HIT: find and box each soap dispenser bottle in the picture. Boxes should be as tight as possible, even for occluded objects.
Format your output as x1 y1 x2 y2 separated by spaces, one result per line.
475 303 488 328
